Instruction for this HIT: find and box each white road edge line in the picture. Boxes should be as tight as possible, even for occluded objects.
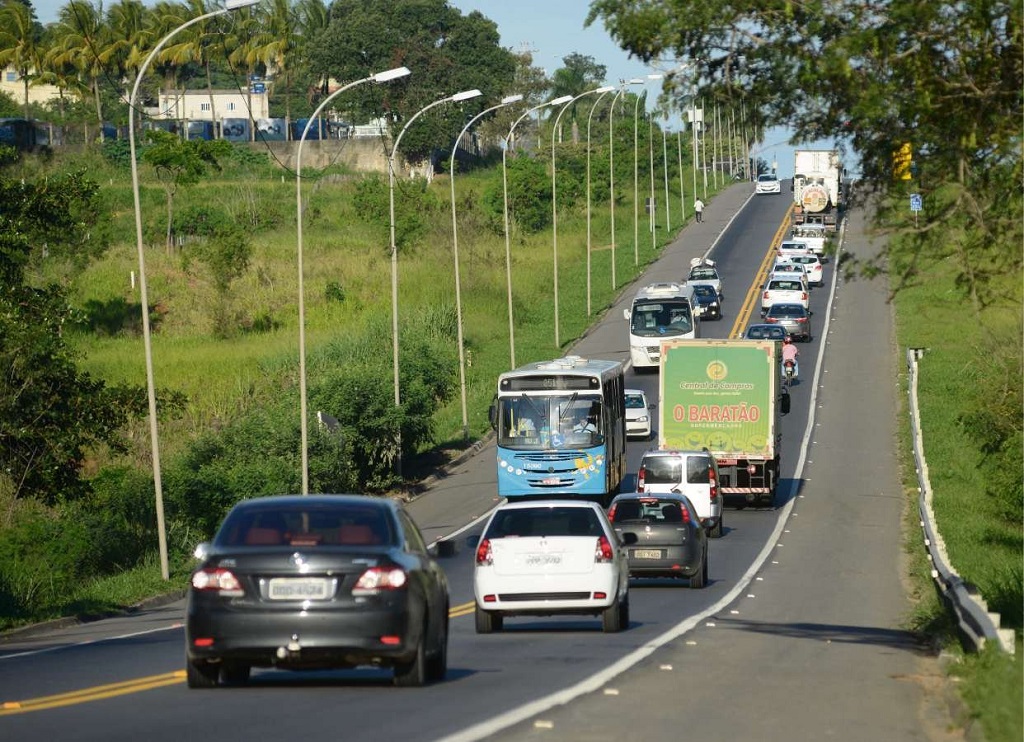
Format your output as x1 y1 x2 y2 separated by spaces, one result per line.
0 623 184 661
436 213 846 742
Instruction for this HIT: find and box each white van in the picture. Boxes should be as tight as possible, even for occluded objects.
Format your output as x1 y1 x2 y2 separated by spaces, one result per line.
636 449 723 538
623 282 697 371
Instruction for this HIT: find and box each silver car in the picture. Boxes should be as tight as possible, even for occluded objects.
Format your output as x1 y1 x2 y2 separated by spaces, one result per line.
764 302 813 342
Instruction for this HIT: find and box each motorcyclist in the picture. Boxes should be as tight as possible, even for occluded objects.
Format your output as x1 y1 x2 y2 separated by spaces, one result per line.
781 336 800 379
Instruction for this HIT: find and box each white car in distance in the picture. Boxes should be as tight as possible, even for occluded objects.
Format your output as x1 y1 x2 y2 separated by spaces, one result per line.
473 500 632 633
625 389 653 440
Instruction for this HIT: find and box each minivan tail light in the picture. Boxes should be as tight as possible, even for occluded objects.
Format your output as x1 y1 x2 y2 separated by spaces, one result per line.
680 505 691 524
475 538 493 566
607 503 618 521
637 466 646 492
801 292 808 300
708 466 718 502
595 536 614 563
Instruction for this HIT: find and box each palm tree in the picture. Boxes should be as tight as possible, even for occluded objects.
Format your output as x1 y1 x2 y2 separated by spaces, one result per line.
260 0 301 130
224 5 273 141
49 0 112 132
161 0 225 134
104 0 152 131
0 0 45 120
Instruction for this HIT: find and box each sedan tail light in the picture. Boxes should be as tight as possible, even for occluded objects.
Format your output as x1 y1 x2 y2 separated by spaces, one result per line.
191 568 243 597
595 535 614 563
607 503 618 521
353 567 408 594
636 466 647 492
475 538 493 566
801 292 808 301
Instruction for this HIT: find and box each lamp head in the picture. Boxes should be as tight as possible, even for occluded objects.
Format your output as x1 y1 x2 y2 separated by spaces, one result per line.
501 94 524 105
225 0 260 8
628 78 645 85
452 89 483 102
549 95 574 106
594 85 615 94
373 66 411 83
647 73 664 81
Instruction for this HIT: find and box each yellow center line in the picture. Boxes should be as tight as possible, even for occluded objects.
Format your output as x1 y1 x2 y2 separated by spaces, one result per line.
729 204 795 338
2 601 482 714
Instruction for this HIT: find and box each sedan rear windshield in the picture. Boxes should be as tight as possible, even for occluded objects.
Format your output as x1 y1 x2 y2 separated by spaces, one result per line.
486 507 603 538
767 305 806 318
768 280 804 291
217 504 396 547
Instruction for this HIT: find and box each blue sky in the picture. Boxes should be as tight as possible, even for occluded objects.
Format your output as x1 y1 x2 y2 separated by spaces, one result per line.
27 0 836 176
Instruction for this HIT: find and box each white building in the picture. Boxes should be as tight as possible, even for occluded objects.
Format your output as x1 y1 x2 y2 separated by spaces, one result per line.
155 88 269 124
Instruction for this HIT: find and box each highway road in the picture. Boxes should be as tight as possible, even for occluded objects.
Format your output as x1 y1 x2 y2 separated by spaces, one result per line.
0 182 953 742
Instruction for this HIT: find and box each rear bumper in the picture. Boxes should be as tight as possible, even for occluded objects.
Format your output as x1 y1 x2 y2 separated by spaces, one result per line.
475 569 621 615
186 601 421 668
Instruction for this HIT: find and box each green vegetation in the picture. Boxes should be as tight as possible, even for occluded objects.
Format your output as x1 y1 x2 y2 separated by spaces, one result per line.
893 253 1022 742
0 111 713 629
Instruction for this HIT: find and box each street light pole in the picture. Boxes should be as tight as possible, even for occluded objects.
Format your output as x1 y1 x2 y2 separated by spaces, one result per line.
128 0 258 581
450 93 522 438
551 85 613 349
585 88 613 316
608 79 642 291
501 95 572 369
296 66 409 494
389 88 481 474
631 74 662 268
662 116 670 231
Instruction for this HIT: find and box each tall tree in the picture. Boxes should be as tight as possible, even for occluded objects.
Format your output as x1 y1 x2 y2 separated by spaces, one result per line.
48 0 111 130
307 0 516 162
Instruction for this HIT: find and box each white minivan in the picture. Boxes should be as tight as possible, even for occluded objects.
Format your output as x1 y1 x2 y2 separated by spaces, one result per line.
636 449 723 538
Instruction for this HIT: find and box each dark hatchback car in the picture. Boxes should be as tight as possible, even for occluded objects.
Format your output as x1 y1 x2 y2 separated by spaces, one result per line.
185 495 450 688
607 493 709 588
691 283 722 320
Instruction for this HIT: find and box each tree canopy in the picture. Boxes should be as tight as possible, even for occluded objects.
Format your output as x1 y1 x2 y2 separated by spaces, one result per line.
586 0 1023 307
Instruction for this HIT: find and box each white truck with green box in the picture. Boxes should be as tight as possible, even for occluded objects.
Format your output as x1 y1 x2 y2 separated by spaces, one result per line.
658 338 788 507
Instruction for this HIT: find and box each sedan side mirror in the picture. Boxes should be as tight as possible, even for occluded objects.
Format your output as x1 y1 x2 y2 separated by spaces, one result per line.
193 542 211 561
622 308 630 320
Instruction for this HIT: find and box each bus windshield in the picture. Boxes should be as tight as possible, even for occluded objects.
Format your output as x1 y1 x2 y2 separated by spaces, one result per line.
497 395 603 450
629 299 693 337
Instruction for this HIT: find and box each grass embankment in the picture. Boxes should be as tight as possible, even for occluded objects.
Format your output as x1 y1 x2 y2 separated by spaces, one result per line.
893 258 1022 742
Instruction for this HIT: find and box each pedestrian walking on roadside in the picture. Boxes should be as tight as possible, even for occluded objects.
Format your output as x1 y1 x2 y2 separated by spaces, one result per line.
694 197 705 223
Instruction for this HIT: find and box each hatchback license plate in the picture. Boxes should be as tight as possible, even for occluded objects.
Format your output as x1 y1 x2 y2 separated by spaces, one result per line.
268 577 330 600
633 549 662 559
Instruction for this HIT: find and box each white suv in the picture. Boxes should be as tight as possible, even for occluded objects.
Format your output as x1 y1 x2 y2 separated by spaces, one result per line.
636 449 723 538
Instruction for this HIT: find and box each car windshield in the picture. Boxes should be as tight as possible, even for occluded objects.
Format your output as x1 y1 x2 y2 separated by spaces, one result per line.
611 498 688 523
758 175 776 182
216 503 395 548
486 506 603 538
746 325 786 340
497 394 603 450
767 304 805 318
629 299 693 337
688 268 718 281
692 285 716 298
625 393 646 409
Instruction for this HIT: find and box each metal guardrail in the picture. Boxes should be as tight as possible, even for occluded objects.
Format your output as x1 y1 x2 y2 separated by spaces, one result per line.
906 348 1015 654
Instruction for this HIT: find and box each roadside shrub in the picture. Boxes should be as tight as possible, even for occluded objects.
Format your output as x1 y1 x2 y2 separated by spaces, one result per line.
481 154 551 235
83 465 157 571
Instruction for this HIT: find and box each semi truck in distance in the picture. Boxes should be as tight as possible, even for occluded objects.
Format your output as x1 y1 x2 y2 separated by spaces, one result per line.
792 149 844 232
658 339 788 507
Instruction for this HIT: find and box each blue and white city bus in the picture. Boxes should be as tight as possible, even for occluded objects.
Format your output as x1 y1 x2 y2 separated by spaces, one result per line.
490 356 626 504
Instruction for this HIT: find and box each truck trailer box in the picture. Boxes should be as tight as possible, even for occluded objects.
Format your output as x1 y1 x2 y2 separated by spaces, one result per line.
659 338 786 506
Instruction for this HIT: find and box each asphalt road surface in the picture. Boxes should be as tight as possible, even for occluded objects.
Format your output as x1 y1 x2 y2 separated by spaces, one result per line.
0 182 959 742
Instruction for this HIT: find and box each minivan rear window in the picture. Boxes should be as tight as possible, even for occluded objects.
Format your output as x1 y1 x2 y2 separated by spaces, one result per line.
642 454 712 484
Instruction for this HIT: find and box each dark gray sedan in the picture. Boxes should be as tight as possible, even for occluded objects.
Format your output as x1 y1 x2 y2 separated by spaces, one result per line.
185 495 450 688
608 493 709 588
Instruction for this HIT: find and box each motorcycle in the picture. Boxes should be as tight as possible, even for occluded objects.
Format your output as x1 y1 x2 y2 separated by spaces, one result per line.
782 358 797 387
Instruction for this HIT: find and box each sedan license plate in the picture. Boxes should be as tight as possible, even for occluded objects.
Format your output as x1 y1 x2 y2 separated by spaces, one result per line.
268 577 331 601
632 549 662 560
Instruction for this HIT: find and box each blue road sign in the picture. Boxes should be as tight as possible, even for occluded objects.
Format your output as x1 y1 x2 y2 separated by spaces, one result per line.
910 193 922 212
